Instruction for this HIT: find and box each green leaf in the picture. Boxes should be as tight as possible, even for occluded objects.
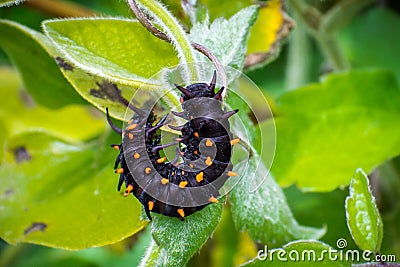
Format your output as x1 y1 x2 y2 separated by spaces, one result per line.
284 186 357 250
0 0 26 7
241 240 351 266
268 70 400 191
0 132 147 249
345 168 383 252
0 120 6 161
338 7 400 83
0 67 105 142
57 66 148 121
42 18 179 88
228 157 325 247
190 6 258 82
140 203 223 267
0 20 86 108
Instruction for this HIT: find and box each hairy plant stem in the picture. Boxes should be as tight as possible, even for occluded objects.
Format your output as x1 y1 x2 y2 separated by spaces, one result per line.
128 0 227 87
129 0 199 82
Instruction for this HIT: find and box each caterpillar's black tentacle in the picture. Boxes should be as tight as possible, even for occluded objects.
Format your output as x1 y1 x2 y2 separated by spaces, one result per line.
209 71 217 92
171 111 186 119
109 72 238 220
151 142 179 154
117 95 146 117
221 109 239 119
214 87 225 100
106 108 123 135
168 124 185 131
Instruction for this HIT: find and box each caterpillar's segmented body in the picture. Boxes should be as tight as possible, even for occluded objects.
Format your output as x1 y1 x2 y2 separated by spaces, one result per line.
108 72 239 220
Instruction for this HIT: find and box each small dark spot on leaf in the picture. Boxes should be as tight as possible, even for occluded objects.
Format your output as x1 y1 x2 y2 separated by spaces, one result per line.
89 88 105 99
90 80 124 103
19 90 36 108
14 147 31 163
55 57 74 71
3 189 14 197
24 222 47 235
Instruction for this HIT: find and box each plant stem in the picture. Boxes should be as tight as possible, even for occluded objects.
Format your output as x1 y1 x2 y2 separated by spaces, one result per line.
315 33 350 71
321 0 376 34
288 0 353 71
285 13 312 90
128 0 226 87
24 0 94 17
134 0 199 82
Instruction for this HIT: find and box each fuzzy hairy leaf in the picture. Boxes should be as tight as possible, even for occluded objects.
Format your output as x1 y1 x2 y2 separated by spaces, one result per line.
42 18 179 88
346 168 383 252
190 6 258 82
0 0 26 7
140 203 223 267
228 157 325 247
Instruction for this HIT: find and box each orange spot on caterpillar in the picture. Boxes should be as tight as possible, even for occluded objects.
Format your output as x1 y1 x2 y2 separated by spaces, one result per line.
179 181 188 188
196 172 204 182
124 184 134 197
157 157 166 164
205 157 212 166
177 208 185 218
206 139 213 147
209 196 218 203
148 201 154 211
127 124 137 131
230 138 240 146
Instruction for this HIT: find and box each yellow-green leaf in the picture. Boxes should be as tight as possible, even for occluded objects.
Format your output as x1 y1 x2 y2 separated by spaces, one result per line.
42 18 179 88
346 168 383 252
0 132 147 249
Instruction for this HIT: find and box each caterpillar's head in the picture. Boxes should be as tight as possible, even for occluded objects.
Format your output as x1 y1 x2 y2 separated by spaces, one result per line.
176 71 224 102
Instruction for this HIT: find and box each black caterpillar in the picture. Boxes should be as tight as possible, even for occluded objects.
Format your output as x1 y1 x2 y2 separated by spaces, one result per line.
107 72 240 220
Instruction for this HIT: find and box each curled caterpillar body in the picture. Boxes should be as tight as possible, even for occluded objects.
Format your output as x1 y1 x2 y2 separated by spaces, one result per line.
108 72 239 220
